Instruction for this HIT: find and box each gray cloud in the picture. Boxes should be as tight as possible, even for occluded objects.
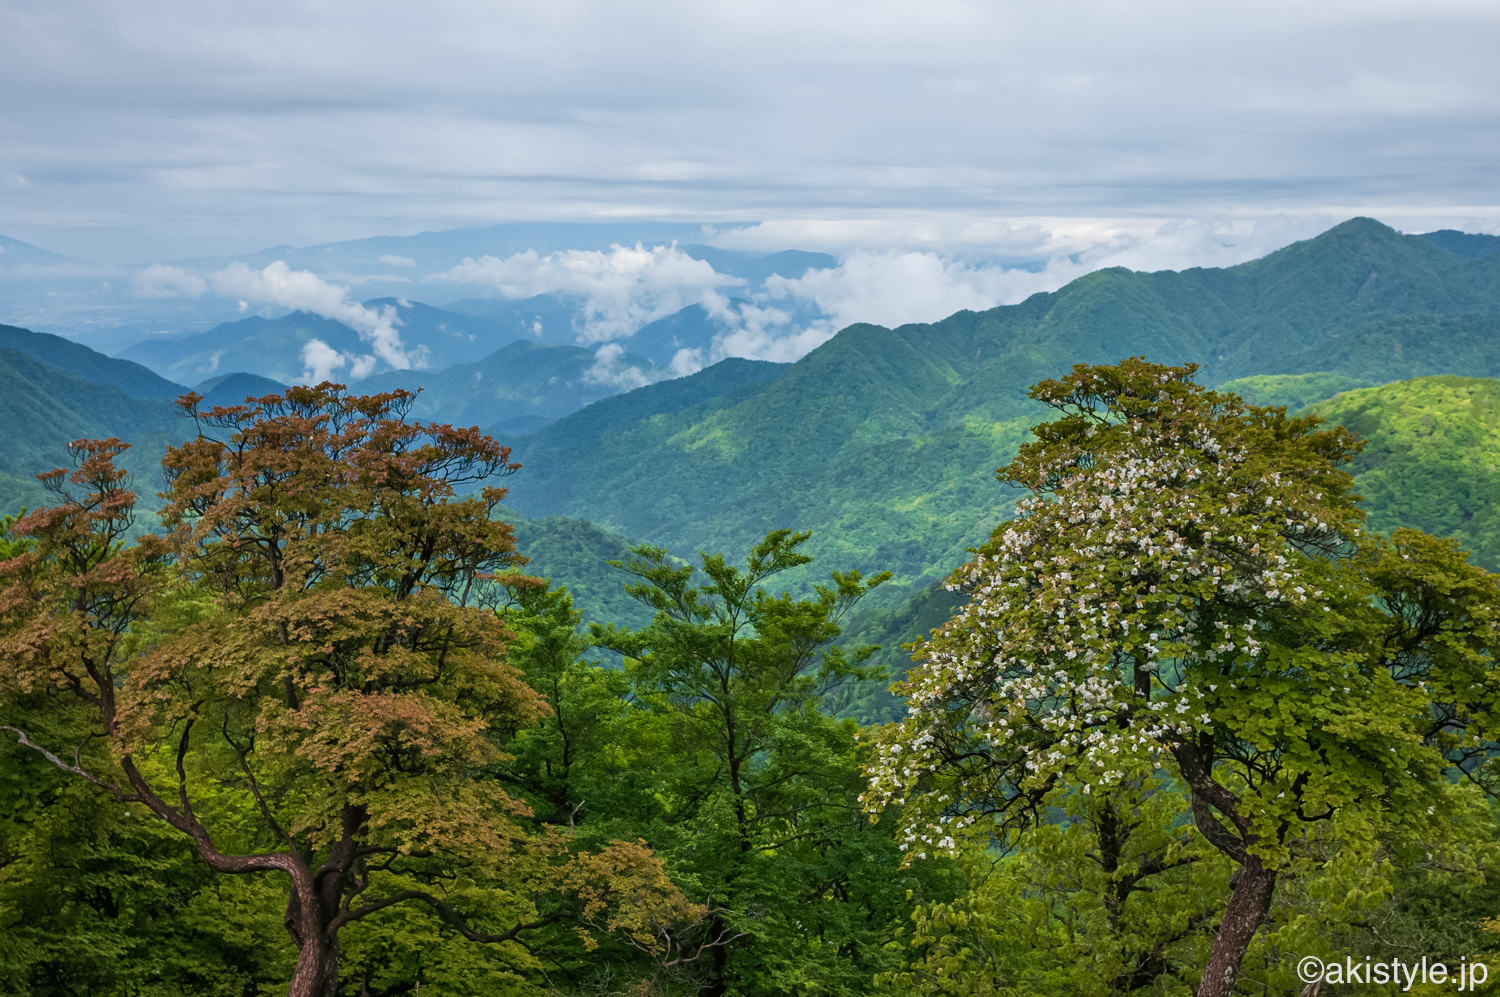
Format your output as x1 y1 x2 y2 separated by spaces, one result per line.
1 2 1497 263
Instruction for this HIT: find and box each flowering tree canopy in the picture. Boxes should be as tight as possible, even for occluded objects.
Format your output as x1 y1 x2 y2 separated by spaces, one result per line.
863 359 1500 997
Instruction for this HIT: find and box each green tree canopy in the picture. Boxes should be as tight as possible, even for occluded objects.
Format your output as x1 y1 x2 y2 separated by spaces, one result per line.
0 385 694 997
588 531 940 995
863 358 1500 997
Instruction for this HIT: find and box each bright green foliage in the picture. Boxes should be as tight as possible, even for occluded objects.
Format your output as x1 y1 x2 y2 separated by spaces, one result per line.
864 359 1500 995
879 775 1469 997
1313 375 1500 570
0 752 291 995
586 532 947 995
880 772 1227 996
1214 372 1371 413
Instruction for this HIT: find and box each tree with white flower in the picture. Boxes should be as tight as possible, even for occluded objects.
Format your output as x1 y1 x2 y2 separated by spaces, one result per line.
863 359 1500 997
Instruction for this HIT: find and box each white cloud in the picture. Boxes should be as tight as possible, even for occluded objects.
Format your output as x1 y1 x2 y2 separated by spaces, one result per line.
297 337 378 384
702 301 830 364
348 353 377 379
134 259 427 373
442 244 742 343
209 261 423 370
764 252 1038 330
300 338 346 383
583 342 654 391
378 254 416 267
668 347 704 378
132 263 208 298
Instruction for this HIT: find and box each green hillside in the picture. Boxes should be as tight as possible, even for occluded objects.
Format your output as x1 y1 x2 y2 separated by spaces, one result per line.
0 348 183 515
510 514 656 631
1 323 186 399
508 218 1500 610
1312 376 1500 570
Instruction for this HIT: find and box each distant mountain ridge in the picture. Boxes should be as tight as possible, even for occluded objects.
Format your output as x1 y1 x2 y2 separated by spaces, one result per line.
1418 229 1500 260
357 339 659 440
505 218 1500 610
2 323 186 399
5 217 1500 652
0 347 183 515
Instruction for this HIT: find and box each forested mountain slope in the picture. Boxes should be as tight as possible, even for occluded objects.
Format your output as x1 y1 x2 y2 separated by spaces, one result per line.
507 218 1500 604
1313 376 1500 570
1 323 185 399
0 348 184 513
356 339 658 439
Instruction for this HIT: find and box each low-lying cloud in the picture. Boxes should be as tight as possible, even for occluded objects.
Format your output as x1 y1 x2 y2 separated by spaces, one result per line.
442 244 742 343
696 215 1342 364
583 342 655 391
132 260 426 376
209 261 421 371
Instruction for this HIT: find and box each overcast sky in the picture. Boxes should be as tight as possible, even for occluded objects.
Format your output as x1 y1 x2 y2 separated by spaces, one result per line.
2 0 1498 266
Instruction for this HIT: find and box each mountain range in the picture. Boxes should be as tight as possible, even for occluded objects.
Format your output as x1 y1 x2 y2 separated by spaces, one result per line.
504 219 1500 587
3 217 1500 703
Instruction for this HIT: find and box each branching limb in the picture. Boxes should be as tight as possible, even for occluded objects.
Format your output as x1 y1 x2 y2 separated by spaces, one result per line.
1 725 140 802
330 889 560 952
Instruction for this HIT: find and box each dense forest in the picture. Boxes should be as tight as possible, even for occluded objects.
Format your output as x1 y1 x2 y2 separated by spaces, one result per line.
3 220 1500 995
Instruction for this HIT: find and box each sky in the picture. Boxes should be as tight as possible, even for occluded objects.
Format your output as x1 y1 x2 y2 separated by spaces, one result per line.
2 0 1499 369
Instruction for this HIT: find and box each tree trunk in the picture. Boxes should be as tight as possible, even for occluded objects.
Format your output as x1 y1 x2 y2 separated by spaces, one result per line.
287 933 340 997
1196 854 1276 997
704 912 730 997
285 869 341 997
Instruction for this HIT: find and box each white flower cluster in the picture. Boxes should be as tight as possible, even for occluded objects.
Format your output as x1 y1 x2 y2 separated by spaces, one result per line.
863 395 1354 855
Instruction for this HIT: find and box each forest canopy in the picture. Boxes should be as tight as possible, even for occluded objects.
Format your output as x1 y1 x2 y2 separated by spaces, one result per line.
2 364 1498 997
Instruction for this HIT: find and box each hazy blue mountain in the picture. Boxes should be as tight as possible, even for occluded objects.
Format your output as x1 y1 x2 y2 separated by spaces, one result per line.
1 323 186 399
193 372 289 407
624 304 724 367
116 299 537 384
354 339 659 439
679 246 837 284
362 298 532 366
0 236 75 268
118 312 365 384
1419 229 1500 260
435 294 577 346
166 222 712 282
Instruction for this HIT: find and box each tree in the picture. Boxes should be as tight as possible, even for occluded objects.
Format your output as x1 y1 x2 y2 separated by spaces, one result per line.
863 359 1500 997
590 531 936 995
0 386 694 997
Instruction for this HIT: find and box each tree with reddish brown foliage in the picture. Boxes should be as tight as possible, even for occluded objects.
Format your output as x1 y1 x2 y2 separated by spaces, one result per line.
0 385 697 997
